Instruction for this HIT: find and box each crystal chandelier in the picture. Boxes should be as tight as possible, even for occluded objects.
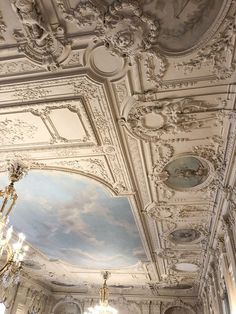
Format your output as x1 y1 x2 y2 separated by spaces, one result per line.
0 161 28 287
84 272 118 314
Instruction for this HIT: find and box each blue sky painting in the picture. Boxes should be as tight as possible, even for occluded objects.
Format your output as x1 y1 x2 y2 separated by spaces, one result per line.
0 170 146 268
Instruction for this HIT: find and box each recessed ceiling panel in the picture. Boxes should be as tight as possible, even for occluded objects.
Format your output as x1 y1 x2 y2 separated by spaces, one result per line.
0 170 146 269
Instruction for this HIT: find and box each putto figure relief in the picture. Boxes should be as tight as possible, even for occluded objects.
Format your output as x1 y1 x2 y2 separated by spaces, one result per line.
10 0 71 70
11 0 49 45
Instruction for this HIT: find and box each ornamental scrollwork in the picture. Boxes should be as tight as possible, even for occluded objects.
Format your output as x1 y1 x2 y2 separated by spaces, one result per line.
0 11 7 42
56 0 167 85
56 0 104 31
176 16 236 80
143 202 212 222
26 288 49 314
192 144 226 197
122 96 220 143
0 118 38 145
11 0 71 70
102 0 159 57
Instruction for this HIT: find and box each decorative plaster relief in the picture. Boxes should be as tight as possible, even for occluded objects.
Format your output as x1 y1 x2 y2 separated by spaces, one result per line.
54 157 113 186
102 0 159 57
57 0 167 85
156 248 199 261
0 10 6 42
66 51 82 67
176 15 236 80
143 202 212 222
113 80 130 106
0 118 38 145
0 60 44 75
121 97 219 143
192 145 225 197
11 0 71 70
57 0 159 57
56 0 104 31
0 100 98 148
13 86 51 101
139 51 167 87
27 288 49 314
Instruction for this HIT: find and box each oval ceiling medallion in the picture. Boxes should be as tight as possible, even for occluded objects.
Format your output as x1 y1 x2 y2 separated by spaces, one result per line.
173 262 199 272
169 228 201 244
163 156 209 190
141 0 230 54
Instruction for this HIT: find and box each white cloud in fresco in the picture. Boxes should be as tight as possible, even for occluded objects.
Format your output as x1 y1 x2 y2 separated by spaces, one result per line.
0 170 147 268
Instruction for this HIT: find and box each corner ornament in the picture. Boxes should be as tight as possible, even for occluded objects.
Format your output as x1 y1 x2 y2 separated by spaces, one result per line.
11 0 71 71
56 0 167 85
102 0 159 57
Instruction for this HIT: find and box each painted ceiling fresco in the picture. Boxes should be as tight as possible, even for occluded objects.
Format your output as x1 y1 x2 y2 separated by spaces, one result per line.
163 156 209 190
0 170 146 269
141 0 224 52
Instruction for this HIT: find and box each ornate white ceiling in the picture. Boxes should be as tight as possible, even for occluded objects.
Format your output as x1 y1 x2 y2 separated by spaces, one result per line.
0 0 236 302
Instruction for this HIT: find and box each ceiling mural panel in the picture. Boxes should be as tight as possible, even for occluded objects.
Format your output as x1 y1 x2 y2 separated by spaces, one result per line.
141 0 229 53
0 170 147 269
162 156 209 190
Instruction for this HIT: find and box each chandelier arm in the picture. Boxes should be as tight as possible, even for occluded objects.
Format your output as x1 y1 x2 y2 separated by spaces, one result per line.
0 246 13 276
0 192 9 214
5 192 17 217
0 161 28 287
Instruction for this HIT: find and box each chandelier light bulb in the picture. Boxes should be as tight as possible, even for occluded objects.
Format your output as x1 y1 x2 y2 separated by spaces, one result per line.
6 226 13 241
84 305 118 314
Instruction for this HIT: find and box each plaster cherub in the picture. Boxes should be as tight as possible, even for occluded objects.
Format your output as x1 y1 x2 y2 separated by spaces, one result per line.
12 0 49 45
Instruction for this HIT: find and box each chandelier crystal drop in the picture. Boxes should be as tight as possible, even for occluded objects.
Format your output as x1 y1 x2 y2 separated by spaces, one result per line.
0 161 28 287
84 272 118 314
